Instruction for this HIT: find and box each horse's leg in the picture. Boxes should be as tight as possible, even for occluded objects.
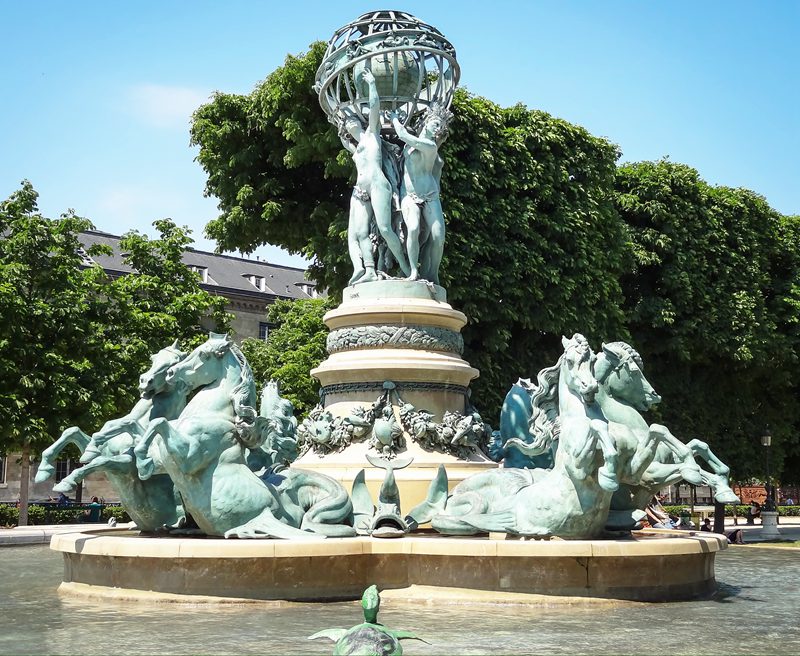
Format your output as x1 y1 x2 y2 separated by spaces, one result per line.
686 439 730 476
81 419 141 463
628 426 660 481
589 420 619 492
685 440 739 503
136 418 214 478
35 427 92 483
134 420 166 480
648 425 704 484
52 453 133 493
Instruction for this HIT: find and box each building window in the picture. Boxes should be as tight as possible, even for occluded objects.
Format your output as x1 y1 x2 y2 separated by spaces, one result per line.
77 247 95 267
245 274 267 292
258 322 270 341
295 282 317 297
188 265 208 283
55 459 77 483
0 456 5 485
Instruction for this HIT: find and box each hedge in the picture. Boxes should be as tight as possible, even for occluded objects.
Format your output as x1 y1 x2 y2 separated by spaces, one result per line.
0 503 131 528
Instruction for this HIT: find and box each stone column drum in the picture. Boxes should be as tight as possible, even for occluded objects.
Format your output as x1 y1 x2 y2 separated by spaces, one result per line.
295 280 497 508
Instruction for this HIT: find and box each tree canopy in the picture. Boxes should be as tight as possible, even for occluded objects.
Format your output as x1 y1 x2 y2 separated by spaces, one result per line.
0 182 231 521
615 161 800 480
191 44 800 483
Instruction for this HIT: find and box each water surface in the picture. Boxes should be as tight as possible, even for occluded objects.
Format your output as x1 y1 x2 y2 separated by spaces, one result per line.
1 545 797 655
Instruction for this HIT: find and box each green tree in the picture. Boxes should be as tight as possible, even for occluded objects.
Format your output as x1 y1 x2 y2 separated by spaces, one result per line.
104 218 232 384
241 297 334 415
614 161 800 480
0 182 123 524
191 43 630 416
0 183 231 524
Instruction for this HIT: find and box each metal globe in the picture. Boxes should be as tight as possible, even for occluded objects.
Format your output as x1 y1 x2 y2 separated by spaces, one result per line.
315 10 459 132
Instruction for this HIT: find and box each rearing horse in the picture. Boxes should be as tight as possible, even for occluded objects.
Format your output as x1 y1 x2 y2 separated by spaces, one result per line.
593 341 738 529
35 342 188 531
134 333 354 539
415 334 617 538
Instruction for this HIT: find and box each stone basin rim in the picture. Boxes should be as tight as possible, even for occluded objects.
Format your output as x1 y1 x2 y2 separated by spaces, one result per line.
51 529 725 605
50 528 727 558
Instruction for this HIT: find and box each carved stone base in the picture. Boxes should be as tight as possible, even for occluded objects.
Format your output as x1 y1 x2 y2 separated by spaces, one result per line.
298 280 496 509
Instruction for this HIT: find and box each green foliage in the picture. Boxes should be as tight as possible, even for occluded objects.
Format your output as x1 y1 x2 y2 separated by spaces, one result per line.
441 96 628 412
0 504 20 527
0 183 233 460
615 161 800 480
662 504 800 518
103 218 232 396
241 297 335 415
0 503 131 526
191 41 349 284
0 182 122 456
102 505 131 523
190 43 800 480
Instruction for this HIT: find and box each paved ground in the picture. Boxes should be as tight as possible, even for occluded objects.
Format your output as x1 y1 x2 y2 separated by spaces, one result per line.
0 522 135 546
2 518 799 546
721 514 800 544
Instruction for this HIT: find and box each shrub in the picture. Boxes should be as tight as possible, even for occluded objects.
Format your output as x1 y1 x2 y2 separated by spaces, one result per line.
102 506 131 523
0 504 18 527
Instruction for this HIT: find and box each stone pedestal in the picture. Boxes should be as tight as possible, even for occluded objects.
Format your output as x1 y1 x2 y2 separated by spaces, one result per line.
760 511 782 539
296 280 496 509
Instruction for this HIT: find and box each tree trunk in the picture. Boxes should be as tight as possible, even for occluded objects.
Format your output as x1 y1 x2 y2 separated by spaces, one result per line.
713 501 725 533
18 444 31 526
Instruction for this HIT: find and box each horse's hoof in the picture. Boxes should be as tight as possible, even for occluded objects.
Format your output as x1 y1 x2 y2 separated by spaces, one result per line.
79 446 101 463
34 465 55 484
714 489 740 504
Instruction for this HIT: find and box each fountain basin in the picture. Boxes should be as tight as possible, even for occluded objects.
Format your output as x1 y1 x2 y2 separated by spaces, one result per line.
51 528 726 604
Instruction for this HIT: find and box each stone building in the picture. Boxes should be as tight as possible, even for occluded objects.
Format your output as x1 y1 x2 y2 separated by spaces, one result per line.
79 230 319 341
0 230 317 503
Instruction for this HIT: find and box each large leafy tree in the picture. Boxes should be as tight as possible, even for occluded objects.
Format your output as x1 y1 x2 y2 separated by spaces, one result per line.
191 43 630 415
615 161 800 481
241 297 334 415
190 44 799 481
0 183 230 523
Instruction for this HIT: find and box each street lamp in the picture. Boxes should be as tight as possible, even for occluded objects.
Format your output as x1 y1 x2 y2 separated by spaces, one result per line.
761 427 776 511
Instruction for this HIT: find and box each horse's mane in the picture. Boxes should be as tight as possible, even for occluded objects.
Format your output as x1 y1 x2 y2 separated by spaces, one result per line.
226 342 262 449
603 341 643 369
528 360 562 453
529 335 592 450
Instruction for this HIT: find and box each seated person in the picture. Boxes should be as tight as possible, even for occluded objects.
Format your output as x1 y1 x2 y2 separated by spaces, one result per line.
726 528 745 544
645 497 678 529
701 518 744 544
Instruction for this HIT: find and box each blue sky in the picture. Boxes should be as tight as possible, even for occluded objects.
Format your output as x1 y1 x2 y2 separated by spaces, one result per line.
2 2 798 268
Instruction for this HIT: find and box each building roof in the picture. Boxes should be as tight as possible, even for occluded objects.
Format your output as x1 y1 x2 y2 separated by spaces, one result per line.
79 230 317 301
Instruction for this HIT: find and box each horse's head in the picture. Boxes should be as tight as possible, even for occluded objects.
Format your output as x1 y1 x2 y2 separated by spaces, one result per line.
140 340 187 399
166 333 233 391
560 334 598 404
594 341 661 412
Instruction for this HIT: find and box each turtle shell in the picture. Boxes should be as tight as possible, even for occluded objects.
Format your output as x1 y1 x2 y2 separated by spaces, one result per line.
334 624 403 656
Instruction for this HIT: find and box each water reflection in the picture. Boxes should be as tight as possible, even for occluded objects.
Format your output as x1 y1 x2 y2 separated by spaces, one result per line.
1 545 797 655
